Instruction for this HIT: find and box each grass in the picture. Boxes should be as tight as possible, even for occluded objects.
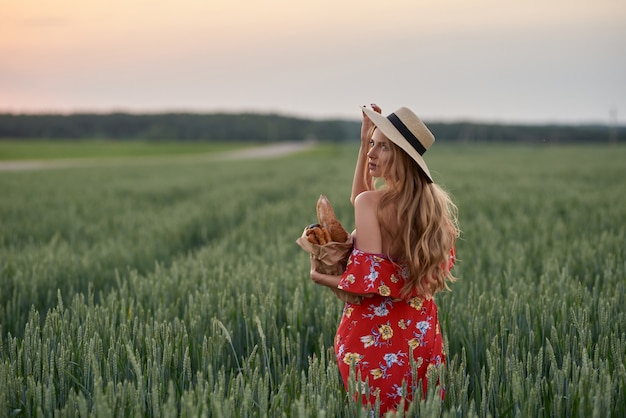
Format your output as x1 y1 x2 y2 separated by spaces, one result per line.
0 142 624 417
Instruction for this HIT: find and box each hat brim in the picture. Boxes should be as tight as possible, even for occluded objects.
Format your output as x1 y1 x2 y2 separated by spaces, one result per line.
361 106 433 182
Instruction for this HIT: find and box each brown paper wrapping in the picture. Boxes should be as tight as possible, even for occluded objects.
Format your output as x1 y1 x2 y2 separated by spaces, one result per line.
296 227 361 304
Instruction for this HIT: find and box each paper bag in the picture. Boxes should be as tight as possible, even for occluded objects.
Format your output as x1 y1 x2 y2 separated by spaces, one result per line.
296 227 360 304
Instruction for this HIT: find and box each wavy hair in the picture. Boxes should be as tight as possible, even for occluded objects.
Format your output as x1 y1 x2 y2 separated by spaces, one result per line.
364 135 460 298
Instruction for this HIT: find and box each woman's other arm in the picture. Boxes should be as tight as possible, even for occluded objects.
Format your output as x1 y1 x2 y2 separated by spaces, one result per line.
309 259 365 304
309 258 342 289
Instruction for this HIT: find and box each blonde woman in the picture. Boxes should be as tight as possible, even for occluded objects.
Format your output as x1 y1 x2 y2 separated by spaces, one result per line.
310 104 459 414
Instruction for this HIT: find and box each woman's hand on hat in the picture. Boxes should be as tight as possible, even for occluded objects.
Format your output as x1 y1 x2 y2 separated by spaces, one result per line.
361 103 381 144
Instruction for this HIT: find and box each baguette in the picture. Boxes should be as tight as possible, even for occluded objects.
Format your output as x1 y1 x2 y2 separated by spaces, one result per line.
306 224 331 245
316 194 349 243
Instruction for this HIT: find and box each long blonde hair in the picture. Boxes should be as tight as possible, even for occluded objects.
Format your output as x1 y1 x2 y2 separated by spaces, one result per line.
365 134 460 298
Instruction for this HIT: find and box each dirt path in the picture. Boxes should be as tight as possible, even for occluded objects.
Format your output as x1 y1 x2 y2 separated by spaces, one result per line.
0 140 317 172
215 140 316 160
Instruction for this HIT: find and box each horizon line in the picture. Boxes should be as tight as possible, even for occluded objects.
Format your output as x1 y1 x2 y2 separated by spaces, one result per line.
0 107 621 128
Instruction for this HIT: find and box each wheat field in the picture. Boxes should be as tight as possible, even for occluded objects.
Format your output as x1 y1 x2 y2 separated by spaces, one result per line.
1 143 624 417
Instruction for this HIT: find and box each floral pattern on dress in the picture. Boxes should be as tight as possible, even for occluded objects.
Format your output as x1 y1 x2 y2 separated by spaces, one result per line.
334 248 454 414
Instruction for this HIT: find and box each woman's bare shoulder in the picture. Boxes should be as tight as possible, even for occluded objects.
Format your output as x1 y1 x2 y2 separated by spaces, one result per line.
353 191 383 253
354 190 383 208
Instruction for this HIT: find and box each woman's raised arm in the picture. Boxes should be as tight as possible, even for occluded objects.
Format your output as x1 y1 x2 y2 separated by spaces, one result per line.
350 104 381 205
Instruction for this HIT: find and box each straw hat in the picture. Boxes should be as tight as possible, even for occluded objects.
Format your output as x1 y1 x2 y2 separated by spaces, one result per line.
361 106 435 183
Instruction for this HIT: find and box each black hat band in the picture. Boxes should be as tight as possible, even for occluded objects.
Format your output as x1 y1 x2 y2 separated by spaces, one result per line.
387 113 427 156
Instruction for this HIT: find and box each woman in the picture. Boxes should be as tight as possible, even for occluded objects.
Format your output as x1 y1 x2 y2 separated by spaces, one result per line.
310 104 459 414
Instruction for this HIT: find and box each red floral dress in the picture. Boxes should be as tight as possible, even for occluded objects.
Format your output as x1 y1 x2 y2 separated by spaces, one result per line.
333 247 455 413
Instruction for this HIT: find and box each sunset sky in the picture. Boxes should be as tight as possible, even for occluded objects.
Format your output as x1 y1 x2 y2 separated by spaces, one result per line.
1 0 625 124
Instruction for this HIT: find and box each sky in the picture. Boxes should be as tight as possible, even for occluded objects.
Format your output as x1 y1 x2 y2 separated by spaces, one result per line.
1 0 625 124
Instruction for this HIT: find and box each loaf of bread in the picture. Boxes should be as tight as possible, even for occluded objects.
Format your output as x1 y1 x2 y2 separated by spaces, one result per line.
316 194 349 243
305 223 331 245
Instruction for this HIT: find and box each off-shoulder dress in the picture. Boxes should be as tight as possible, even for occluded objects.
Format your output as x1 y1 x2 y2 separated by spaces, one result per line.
333 247 455 413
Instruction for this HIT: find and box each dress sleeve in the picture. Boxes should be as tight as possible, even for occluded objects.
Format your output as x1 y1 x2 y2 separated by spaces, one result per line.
337 249 405 298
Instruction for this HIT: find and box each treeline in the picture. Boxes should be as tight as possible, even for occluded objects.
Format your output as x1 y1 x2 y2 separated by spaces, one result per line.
428 121 623 144
0 113 357 142
0 112 622 143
